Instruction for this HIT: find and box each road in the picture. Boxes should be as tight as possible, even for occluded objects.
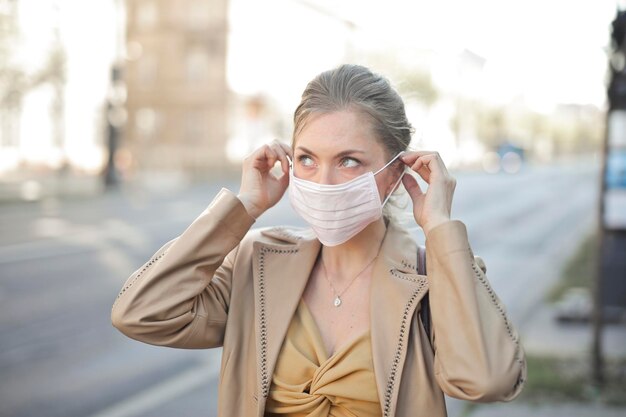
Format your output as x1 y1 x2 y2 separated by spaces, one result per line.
0 159 599 417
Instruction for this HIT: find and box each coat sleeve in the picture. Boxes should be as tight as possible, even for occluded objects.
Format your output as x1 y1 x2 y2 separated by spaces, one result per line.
110 188 256 349
424 220 527 402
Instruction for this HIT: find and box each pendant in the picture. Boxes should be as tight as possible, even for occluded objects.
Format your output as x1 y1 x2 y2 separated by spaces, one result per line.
334 296 342 307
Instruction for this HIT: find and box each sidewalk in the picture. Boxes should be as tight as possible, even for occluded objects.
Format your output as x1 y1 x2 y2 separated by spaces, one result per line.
0 170 104 203
469 403 626 417
0 169 239 203
467 304 626 417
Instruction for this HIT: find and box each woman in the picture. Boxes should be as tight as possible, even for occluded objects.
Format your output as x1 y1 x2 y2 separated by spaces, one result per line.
111 64 526 417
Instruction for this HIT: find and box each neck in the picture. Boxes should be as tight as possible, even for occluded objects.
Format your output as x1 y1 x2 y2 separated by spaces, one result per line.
320 217 387 285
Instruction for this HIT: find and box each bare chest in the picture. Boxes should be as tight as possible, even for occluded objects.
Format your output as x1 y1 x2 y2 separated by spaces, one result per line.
302 267 372 357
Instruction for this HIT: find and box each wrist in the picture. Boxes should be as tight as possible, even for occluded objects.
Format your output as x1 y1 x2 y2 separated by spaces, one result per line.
423 217 451 236
237 194 263 219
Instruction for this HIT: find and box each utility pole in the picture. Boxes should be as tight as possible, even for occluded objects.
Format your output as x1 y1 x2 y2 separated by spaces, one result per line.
594 5 626 386
103 63 126 188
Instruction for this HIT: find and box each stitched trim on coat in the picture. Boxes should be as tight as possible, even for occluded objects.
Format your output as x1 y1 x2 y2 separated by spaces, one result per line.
470 247 526 390
400 259 416 272
112 249 168 307
257 247 299 399
390 267 423 284
382 278 427 417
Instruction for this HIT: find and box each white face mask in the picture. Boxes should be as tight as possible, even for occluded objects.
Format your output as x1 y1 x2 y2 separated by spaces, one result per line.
288 152 405 246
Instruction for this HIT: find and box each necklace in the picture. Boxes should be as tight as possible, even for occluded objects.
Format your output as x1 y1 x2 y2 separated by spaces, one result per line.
320 254 378 307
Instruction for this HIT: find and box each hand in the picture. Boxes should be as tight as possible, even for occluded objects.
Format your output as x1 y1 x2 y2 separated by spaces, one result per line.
237 140 292 219
400 151 456 235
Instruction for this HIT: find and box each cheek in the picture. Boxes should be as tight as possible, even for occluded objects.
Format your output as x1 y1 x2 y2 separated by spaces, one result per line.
293 166 313 180
375 173 392 198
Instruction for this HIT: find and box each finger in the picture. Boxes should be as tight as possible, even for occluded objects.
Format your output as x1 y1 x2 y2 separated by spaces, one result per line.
414 152 451 178
410 158 431 183
414 154 449 181
278 165 290 187
402 173 424 202
429 152 451 177
270 141 290 173
400 150 437 165
402 152 438 183
279 142 294 171
276 140 293 159
260 145 279 171
402 150 451 177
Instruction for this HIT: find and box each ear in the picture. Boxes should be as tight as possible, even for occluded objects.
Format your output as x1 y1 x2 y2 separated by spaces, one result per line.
385 165 406 197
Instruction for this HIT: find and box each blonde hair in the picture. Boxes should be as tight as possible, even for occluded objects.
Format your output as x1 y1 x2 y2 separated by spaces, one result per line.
292 64 414 159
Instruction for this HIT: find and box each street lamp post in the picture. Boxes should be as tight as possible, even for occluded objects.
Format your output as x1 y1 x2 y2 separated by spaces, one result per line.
103 63 126 188
103 0 127 188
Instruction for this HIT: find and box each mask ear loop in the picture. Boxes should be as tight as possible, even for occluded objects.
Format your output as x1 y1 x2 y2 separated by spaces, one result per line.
380 151 407 206
382 166 407 206
374 151 405 176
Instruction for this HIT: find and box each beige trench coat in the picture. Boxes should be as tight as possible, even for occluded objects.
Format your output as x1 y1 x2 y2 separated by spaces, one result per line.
111 188 526 417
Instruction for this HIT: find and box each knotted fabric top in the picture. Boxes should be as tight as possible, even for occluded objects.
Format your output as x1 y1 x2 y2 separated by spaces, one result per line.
264 298 381 417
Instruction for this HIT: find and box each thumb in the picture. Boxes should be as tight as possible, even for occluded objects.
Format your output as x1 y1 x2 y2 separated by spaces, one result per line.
402 173 424 203
279 169 290 188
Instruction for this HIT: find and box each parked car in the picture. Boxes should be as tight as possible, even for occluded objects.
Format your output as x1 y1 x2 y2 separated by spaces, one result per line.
554 287 592 323
482 142 525 174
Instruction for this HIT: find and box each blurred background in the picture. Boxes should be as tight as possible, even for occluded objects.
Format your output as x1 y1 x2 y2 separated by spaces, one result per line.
1 1 625 417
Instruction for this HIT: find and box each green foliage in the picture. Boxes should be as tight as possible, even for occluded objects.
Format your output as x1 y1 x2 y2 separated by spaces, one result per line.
395 71 438 108
520 355 626 406
548 230 599 303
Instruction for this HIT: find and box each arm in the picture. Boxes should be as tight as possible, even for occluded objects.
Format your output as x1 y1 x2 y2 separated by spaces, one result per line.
425 220 526 402
110 188 255 349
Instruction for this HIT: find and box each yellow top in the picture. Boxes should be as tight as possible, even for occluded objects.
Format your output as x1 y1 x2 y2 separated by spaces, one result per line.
265 298 381 417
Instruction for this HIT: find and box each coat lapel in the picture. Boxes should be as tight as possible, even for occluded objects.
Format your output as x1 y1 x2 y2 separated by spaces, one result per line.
251 222 428 417
370 221 429 417
252 227 321 406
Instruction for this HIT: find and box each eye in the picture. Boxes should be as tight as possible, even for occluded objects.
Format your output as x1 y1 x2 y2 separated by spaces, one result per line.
298 155 315 167
341 157 360 168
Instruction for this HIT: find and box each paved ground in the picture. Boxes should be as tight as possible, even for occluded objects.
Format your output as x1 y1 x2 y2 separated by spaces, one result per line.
467 277 626 417
469 402 626 417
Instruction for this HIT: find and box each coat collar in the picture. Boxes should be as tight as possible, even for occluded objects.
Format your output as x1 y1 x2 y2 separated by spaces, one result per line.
251 220 429 416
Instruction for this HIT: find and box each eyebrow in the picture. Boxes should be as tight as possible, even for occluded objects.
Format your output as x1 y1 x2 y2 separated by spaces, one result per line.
295 146 367 158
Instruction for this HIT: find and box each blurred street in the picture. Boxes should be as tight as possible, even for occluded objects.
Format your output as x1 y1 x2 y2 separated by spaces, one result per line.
0 158 610 417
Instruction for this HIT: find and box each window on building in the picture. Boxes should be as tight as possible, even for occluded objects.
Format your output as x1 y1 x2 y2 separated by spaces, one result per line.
136 0 158 30
137 55 158 88
187 0 211 30
185 111 205 143
185 48 209 83
135 107 159 141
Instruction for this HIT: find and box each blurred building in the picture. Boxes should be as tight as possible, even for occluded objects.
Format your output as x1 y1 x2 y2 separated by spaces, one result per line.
0 1 124 201
124 0 230 177
0 0 21 172
0 0 66 176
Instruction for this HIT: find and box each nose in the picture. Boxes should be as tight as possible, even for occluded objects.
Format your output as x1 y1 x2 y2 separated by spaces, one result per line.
318 165 338 185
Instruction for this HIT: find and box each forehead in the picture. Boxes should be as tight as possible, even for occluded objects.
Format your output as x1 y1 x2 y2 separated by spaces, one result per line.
294 110 384 154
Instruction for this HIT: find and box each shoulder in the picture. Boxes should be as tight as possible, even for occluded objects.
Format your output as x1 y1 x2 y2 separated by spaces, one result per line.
240 224 317 248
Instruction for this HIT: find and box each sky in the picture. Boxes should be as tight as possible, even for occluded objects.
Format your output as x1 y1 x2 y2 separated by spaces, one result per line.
228 0 618 113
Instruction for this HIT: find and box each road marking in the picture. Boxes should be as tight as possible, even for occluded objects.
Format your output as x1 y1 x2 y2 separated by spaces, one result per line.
88 365 215 417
